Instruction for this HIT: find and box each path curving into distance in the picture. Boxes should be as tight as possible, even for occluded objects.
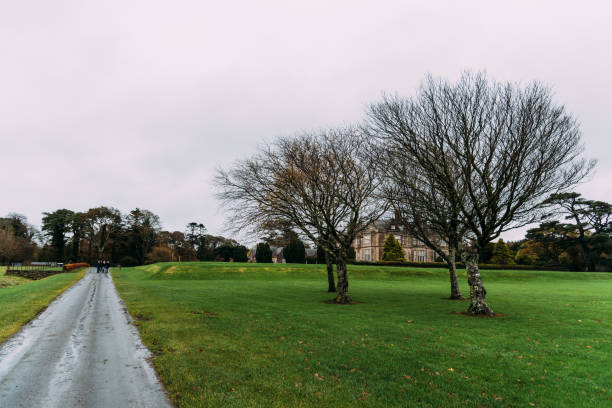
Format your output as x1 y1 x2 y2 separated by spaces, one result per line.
0 268 172 408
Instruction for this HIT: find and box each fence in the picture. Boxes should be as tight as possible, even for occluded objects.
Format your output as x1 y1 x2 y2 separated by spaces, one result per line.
7 264 62 272
5 263 88 280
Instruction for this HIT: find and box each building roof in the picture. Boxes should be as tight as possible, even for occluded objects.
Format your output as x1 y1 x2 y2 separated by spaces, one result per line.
372 219 405 231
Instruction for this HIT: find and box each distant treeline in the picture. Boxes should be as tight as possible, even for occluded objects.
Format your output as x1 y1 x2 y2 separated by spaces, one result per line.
0 208 246 267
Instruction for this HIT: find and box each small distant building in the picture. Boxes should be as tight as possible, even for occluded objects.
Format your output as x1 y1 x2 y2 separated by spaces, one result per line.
353 220 445 262
271 246 285 263
248 246 318 263
248 245 286 263
305 248 317 263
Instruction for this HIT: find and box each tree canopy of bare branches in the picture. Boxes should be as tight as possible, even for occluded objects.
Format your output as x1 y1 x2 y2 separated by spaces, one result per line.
215 128 388 303
368 71 594 315
369 124 468 300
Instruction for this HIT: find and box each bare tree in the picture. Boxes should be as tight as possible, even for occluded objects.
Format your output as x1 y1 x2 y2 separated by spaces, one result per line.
0 229 19 264
371 138 467 299
0 214 38 263
216 128 388 303
369 72 593 315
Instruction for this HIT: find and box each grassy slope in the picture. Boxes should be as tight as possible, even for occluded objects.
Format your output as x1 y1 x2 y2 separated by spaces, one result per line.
0 266 30 288
0 266 86 343
113 262 611 408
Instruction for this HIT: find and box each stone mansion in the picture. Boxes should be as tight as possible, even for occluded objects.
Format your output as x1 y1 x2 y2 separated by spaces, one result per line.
353 220 444 262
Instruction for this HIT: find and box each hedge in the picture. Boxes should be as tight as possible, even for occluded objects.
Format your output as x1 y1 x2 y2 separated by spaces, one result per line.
62 262 90 272
349 260 567 271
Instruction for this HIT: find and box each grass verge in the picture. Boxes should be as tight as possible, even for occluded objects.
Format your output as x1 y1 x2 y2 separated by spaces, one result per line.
0 266 31 288
113 262 611 407
0 266 87 343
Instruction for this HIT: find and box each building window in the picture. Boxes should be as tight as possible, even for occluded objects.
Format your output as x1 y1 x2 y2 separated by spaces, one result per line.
394 234 402 244
364 248 371 261
413 236 424 246
414 249 426 262
363 234 371 246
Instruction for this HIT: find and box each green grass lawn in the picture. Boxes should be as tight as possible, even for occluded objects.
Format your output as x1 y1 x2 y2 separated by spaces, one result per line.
0 266 86 343
112 262 612 408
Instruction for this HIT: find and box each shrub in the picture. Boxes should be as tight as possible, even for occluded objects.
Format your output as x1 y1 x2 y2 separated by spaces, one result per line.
146 246 173 263
232 246 249 262
119 256 139 267
284 238 306 263
62 262 90 272
255 242 272 263
214 245 234 262
349 260 567 271
491 239 514 264
382 234 405 262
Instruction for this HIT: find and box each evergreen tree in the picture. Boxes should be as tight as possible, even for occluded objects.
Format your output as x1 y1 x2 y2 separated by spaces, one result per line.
316 246 326 264
491 239 514 264
255 242 272 263
232 245 248 262
382 234 405 262
41 209 75 263
283 238 306 263
215 244 234 261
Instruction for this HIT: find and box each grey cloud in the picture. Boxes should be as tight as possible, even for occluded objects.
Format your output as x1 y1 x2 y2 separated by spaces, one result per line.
1 0 610 241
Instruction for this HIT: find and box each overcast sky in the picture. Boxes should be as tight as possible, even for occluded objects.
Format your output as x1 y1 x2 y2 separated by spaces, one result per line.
1 0 610 242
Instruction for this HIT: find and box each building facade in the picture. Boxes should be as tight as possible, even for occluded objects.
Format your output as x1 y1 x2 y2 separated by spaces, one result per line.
353 220 445 262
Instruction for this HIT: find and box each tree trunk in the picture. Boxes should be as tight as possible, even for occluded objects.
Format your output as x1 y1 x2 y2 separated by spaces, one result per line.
581 242 595 272
325 251 336 292
334 249 351 304
463 246 494 316
71 236 80 261
447 247 464 299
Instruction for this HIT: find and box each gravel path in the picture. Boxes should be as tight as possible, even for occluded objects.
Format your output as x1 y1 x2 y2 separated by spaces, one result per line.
0 268 172 408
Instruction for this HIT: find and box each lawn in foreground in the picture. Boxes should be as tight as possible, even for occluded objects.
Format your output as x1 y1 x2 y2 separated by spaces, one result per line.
0 266 86 343
113 262 611 407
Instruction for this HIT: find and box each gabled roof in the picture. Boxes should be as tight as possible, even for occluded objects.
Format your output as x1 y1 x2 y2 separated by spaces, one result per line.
371 219 405 231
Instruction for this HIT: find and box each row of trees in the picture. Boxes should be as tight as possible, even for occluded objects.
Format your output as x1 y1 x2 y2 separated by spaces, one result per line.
521 193 611 271
216 71 595 315
0 207 245 266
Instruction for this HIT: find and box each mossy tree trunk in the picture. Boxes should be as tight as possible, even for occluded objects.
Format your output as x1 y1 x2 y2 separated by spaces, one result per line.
334 247 351 304
447 247 464 300
463 246 494 315
325 251 336 292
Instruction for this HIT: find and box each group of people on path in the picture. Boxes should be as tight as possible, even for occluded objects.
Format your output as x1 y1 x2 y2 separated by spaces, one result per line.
96 260 110 274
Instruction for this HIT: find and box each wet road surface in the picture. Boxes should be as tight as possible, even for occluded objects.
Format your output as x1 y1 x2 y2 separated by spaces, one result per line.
0 268 172 407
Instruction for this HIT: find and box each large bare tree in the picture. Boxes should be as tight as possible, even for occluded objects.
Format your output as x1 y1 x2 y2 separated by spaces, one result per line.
372 139 468 300
369 72 593 315
216 128 388 303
